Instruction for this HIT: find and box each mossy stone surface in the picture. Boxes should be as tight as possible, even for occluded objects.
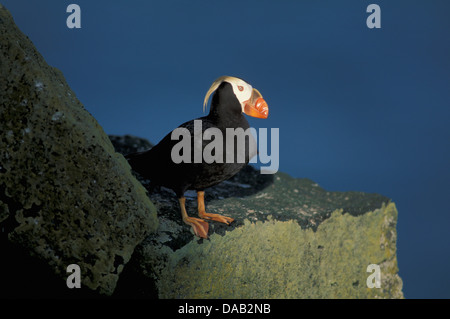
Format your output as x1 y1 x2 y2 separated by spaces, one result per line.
110 135 403 299
0 5 157 295
141 193 402 299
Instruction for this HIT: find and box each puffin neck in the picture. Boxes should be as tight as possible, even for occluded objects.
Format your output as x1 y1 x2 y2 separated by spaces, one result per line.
207 83 244 127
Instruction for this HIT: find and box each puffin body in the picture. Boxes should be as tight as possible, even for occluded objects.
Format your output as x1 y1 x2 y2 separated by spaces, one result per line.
126 76 269 238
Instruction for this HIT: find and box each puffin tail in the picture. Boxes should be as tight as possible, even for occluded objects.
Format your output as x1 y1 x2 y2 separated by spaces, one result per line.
125 151 149 174
124 150 142 161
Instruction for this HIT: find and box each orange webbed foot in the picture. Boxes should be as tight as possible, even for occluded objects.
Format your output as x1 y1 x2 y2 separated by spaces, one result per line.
197 190 234 225
198 211 234 225
183 216 209 239
179 197 209 238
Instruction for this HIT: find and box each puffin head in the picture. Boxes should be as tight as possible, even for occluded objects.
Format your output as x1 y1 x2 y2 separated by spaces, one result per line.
203 76 269 119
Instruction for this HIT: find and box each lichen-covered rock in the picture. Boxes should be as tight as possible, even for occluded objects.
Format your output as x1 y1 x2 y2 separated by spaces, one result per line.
148 203 402 298
0 5 158 295
111 135 403 299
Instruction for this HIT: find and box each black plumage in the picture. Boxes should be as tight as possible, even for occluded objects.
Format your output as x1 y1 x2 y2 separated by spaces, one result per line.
126 76 268 238
127 82 252 196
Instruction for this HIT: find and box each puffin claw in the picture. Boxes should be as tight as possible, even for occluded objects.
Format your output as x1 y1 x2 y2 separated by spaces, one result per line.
198 211 234 225
184 217 209 238
197 191 234 225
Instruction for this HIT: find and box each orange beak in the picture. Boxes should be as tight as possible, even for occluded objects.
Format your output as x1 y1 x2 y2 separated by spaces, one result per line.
243 88 269 119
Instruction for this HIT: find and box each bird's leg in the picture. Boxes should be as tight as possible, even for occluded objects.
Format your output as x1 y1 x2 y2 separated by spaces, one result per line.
197 191 234 225
179 197 209 238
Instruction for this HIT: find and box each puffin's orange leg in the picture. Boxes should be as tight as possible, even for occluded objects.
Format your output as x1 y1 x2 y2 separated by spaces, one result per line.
197 191 234 225
179 197 209 238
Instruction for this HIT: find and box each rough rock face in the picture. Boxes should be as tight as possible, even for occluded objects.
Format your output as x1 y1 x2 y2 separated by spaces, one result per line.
0 5 157 296
110 135 404 299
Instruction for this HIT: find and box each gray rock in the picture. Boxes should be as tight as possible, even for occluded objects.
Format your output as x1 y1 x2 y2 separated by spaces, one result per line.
0 5 158 296
110 135 404 299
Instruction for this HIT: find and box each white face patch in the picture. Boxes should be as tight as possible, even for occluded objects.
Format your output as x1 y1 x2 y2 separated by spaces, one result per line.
224 78 253 112
203 76 254 113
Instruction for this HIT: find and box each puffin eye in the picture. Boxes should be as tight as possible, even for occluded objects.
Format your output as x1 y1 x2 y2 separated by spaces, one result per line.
237 86 244 91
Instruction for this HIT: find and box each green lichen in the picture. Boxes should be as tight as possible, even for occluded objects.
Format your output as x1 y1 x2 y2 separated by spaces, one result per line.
0 5 158 295
148 202 402 299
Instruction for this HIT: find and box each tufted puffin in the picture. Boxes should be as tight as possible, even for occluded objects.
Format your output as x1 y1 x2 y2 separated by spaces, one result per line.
125 76 269 238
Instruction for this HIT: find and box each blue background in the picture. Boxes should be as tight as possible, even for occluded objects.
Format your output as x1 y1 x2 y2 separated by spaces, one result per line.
3 0 449 298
